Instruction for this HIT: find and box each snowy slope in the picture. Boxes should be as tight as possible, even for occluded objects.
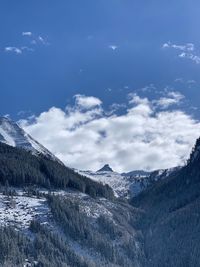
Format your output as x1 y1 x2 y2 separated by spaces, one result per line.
77 164 150 198
0 193 51 230
0 117 62 163
77 165 180 198
78 169 132 198
0 188 143 267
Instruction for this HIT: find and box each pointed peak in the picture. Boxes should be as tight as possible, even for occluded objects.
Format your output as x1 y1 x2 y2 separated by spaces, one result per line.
189 137 200 163
97 164 114 172
0 116 63 164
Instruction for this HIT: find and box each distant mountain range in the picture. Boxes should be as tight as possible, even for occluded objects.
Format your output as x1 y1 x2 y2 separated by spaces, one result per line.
77 164 180 198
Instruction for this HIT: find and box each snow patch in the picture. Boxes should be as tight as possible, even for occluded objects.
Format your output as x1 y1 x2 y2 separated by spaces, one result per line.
0 194 51 230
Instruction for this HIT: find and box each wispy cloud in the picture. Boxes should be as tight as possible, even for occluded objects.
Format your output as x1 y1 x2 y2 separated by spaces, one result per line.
19 91 200 172
175 78 184 83
162 42 194 52
187 80 196 84
5 47 22 54
4 46 34 55
109 45 118 51
4 32 49 55
30 35 49 46
174 78 197 86
21 46 34 52
22 31 32 36
179 52 200 64
155 91 184 109
162 41 200 64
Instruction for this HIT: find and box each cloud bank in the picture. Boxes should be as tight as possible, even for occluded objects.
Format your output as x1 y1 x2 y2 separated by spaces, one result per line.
20 93 200 172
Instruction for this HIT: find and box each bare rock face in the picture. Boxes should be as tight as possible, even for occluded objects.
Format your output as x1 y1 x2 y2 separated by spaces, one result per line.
97 164 114 172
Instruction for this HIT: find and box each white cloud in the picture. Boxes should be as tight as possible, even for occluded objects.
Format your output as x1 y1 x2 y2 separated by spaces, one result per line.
129 93 150 105
168 91 184 100
109 45 118 51
162 42 194 52
38 36 45 43
162 43 170 49
109 103 126 112
20 93 200 173
22 32 32 36
74 95 102 109
28 35 49 46
179 52 200 64
154 91 184 109
162 41 200 64
4 32 48 55
173 43 194 52
4 46 34 55
38 35 49 45
5 47 22 54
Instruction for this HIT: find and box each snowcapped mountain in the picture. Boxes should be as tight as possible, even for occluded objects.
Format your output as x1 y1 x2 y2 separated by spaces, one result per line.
77 164 148 198
77 164 180 198
78 165 132 198
0 116 62 163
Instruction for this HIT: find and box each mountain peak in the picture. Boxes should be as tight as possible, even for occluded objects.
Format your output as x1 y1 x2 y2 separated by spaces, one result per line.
97 164 114 172
0 116 62 164
189 137 200 163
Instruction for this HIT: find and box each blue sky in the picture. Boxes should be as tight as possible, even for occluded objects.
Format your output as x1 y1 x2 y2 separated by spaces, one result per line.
0 0 199 118
1 1 200 171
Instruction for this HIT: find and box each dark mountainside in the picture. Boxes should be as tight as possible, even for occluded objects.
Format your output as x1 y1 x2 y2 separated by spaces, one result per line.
132 137 200 267
0 142 114 200
0 117 199 266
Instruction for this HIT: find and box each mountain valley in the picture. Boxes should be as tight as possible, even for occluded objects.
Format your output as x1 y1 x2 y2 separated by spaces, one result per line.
0 117 199 267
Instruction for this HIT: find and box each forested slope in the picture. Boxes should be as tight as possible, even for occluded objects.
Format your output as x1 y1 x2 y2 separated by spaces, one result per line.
132 137 200 267
0 142 114 200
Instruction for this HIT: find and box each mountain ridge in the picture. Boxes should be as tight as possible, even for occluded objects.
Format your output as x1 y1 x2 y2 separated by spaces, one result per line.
0 116 63 164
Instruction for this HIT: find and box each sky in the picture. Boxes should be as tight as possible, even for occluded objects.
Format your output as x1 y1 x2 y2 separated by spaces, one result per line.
1 0 200 172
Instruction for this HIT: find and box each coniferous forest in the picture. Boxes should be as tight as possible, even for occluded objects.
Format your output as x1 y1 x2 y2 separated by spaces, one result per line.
0 138 200 266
